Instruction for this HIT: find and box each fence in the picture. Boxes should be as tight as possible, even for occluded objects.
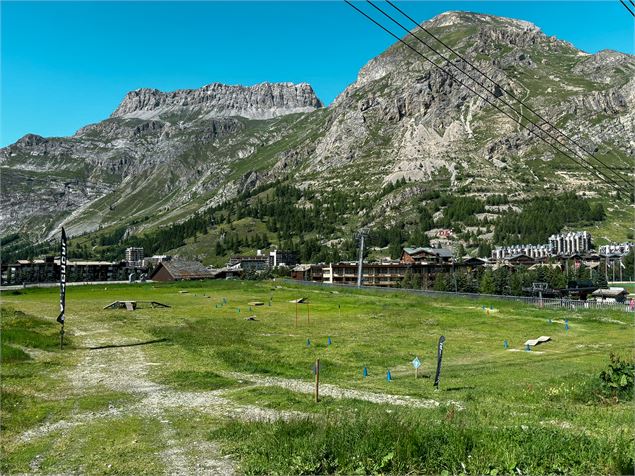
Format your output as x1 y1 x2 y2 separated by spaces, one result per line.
282 279 634 313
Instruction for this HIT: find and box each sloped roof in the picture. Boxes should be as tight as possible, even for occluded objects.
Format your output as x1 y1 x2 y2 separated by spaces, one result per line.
507 253 533 260
150 260 214 280
592 288 628 297
403 247 453 258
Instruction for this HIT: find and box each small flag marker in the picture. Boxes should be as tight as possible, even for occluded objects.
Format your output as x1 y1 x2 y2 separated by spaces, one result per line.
327 336 332 346
565 319 569 331
386 370 392 381
363 367 368 377
306 338 311 347
504 340 509 349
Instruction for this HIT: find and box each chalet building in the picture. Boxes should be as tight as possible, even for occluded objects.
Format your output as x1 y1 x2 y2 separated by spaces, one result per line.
591 288 629 303
149 260 216 281
462 257 488 271
400 247 454 264
503 253 538 267
291 264 312 281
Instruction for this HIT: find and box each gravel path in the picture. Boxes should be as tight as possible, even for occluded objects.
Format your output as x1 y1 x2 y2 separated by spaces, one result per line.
226 371 463 410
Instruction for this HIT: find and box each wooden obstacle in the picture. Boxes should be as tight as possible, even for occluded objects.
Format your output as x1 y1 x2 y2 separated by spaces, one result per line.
103 301 171 310
523 336 551 348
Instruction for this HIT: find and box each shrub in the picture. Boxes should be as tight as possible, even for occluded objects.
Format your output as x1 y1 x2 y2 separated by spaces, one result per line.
599 353 634 401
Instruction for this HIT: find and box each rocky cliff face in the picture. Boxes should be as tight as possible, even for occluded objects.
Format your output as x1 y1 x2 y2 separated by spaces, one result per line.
1 11 633 244
111 82 323 121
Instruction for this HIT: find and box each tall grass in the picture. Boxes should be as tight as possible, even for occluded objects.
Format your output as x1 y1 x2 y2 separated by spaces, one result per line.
213 410 634 475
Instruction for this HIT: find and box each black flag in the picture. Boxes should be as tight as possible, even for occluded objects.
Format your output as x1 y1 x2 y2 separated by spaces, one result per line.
434 335 446 388
57 227 67 325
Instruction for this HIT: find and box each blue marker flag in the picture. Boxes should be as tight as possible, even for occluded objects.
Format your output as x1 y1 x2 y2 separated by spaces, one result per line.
363 367 368 377
504 340 509 349
327 337 332 346
307 338 311 347
387 370 392 381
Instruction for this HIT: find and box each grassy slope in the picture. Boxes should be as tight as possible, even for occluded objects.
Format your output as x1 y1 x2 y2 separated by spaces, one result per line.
1 281 633 474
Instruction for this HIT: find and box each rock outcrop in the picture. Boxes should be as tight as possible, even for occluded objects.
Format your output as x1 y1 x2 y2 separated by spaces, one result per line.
111 82 323 121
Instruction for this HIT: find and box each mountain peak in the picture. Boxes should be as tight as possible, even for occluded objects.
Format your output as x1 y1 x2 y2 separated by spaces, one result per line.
425 10 540 32
111 81 323 121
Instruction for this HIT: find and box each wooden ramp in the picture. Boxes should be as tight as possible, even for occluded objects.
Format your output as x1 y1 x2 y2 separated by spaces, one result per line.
524 336 551 347
104 301 171 310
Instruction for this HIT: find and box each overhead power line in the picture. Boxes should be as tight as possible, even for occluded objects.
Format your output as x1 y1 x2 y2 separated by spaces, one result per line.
619 0 635 17
383 0 634 179
345 0 632 196
366 0 633 193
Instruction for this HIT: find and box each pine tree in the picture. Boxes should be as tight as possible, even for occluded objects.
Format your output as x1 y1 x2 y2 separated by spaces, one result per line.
480 270 496 294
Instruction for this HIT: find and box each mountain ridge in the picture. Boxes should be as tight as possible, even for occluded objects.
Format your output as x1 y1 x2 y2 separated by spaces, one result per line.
110 81 323 121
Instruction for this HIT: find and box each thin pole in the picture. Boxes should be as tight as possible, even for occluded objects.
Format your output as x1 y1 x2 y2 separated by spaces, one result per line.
357 233 365 288
59 325 64 350
314 358 320 402
295 302 298 327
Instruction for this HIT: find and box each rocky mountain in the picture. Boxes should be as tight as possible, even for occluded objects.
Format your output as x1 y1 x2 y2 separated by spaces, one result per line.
2 11 633 260
111 82 323 121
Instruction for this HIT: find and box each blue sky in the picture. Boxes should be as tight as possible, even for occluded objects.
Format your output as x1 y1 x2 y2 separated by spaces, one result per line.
1 1 633 146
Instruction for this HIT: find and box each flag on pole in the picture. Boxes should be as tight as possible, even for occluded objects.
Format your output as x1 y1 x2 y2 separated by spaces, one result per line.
56 227 67 325
434 335 446 388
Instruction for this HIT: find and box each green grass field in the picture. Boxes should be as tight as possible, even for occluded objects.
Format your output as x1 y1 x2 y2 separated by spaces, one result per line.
1 281 634 475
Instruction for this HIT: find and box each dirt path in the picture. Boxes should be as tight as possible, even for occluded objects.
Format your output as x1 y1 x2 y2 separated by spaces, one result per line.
21 320 298 476
226 371 462 410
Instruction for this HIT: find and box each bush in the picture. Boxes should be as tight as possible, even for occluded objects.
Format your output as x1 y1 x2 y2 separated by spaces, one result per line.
599 353 634 401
